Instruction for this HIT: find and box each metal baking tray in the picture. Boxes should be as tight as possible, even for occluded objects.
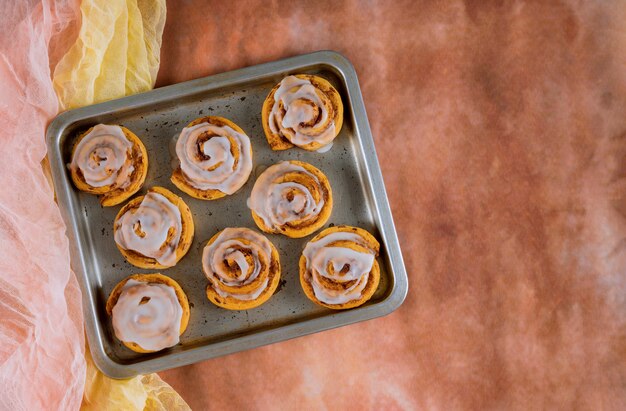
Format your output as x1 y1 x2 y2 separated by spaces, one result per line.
46 51 408 378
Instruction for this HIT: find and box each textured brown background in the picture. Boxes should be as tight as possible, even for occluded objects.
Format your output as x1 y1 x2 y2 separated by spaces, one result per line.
157 1 626 409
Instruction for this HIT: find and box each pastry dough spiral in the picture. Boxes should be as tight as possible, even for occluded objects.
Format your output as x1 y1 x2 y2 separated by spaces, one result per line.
248 160 333 238
69 124 148 206
114 187 194 269
262 75 343 152
202 227 281 310
300 226 380 309
171 116 252 200
106 274 190 353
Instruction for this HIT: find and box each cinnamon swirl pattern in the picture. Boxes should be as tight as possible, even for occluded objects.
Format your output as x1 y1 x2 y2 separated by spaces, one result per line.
202 227 281 310
114 187 194 269
69 124 148 206
171 116 253 200
106 274 190 353
248 160 333 238
262 75 343 152
299 226 380 309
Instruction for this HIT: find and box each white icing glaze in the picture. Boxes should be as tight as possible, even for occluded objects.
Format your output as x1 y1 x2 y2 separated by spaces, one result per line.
169 132 180 170
303 231 376 305
175 122 252 194
114 192 182 267
269 75 336 148
70 124 134 188
315 141 333 153
112 279 183 351
248 161 326 230
202 228 274 301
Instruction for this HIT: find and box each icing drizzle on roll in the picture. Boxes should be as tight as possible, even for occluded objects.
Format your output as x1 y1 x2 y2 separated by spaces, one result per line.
175 122 252 194
70 124 134 188
112 279 182 351
303 232 376 305
248 161 326 230
202 228 274 301
269 76 336 148
114 192 182 267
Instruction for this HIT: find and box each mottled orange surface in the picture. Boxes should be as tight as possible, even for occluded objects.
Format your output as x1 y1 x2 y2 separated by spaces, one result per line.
157 1 626 409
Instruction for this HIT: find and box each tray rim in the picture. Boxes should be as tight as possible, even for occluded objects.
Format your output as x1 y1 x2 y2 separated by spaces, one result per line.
46 50 408 378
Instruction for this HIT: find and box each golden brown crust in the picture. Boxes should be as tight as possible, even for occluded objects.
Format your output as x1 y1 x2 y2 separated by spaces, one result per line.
171 116 252 200
204 229 281 310
299 225 380 310
70 125 148 206
106 273 190 353
113 186 194 269
261 74 343 151
250 160 333 238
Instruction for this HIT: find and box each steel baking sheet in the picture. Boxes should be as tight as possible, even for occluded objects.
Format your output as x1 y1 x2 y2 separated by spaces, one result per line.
46 51 407 378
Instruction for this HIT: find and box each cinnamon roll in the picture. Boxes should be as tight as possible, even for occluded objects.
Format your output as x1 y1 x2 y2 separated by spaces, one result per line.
69 124 148 206
202 227 281 310
114 187 194 269
171 116 253 200
248 160 333 238
262 74 343 152
106 273 190 353
299 226 380 309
